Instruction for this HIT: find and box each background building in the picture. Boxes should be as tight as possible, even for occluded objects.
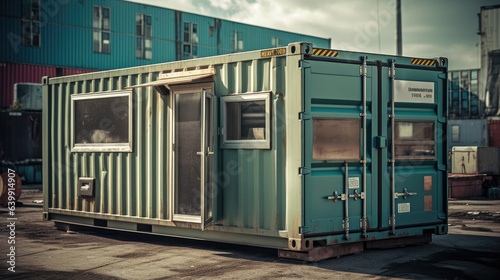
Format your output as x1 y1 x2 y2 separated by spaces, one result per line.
0 0 331 108
448 69 481 119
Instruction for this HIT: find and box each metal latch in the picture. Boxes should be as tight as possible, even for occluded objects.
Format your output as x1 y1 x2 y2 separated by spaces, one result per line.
327 191 346 203
395 188 417 199
349 190 365 201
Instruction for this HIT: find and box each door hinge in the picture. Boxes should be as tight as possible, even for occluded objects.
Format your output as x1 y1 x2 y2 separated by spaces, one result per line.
298 112 311 121
299 167 310 175
299 226 310 234
299 60 311 69
438 73 447 80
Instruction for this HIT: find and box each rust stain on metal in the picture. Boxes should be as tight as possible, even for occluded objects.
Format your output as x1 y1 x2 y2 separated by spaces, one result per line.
424 176 432 191
424 195 432 211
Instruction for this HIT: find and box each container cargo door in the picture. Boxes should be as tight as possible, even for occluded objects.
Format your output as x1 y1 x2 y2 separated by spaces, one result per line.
172 87 215 229
302 57 378 239
382 61 447 232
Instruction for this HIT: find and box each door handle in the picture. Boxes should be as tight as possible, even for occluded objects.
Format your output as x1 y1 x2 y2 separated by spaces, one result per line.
197 152 203 156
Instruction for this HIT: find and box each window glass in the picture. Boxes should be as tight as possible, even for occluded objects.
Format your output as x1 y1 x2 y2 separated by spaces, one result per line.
452 125 459 142
461 71 468 79
452 72 459 80
452 82 459 90
471 70 478 80
471 107 479 115
226 100 266 140
462 91 468 99
394 121 434 160
73 93 130 148
313 118 360 161
452 91 459 99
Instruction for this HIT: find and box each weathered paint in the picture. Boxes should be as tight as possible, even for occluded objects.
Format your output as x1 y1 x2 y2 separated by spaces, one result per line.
44 43 448 250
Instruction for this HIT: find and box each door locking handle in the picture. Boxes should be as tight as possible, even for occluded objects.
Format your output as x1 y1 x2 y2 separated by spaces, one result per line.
395 188 417 199
196 152 203 156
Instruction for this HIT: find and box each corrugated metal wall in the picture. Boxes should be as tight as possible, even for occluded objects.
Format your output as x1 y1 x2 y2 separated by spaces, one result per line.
0 62 95 108
0 0 329 70
45 54 287 231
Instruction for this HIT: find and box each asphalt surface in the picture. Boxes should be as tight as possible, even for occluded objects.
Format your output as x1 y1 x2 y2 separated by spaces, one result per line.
1 190 499 279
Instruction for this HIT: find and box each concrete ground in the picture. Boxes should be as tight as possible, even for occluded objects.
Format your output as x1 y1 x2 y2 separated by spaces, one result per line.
1 190 499 279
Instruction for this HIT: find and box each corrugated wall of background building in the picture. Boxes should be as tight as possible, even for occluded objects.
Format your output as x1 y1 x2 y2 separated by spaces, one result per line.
0 0 329 71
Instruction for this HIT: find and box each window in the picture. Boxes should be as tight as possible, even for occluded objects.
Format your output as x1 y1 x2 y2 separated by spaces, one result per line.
21 0 40 47
136 14 152 59
71 91 132 152
183 22 198 59
471 91 479 116
450 91 459 115
452 125 460 142
93 6 110 54
222 92 271 149
231 30 243 53
313 118 360 161
271 36 281 47
394 121 435 160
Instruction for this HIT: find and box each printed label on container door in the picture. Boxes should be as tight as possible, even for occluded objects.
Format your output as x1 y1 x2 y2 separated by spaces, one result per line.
349 177 359 189
398 203 411 213
395 80 435 103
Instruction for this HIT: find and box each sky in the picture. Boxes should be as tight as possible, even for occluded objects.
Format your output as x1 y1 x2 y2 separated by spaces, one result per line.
129 0 500 70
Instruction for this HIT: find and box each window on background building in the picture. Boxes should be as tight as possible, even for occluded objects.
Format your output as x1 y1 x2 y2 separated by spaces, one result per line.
21 0 41 47
231 30 243 53
271 36 281 47
471 91 479 116
451 91 459 115
471 70 478 80
136 14 152 59
93 6 110 54
183 22 198 59
452 71 459 80
452 125 460 142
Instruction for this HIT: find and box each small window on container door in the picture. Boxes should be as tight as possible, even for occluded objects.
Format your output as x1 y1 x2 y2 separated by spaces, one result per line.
394 121 435 160
312 118 360 161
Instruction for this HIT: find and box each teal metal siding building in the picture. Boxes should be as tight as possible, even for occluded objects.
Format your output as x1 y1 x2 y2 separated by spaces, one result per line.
0 0 330 71
43 42 448 260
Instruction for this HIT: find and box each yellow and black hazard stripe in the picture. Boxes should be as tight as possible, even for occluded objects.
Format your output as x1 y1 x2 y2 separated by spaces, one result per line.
312 48 339 58
411 58 437 66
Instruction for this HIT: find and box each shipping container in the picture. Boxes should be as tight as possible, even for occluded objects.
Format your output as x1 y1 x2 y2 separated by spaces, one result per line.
0 62 95 108
451 146 500 175
489 117 500 146
43 42 448 260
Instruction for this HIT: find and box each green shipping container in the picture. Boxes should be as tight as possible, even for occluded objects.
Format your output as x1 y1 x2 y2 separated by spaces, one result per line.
43 42 448 260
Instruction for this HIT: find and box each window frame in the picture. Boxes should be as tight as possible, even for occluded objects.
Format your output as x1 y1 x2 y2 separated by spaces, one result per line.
136 13 152 60
21 0 41 47
71 90 133 153
93 5 111 54
221 92 271 150
183 21 198 59
230 30 243 53
452 125 460 142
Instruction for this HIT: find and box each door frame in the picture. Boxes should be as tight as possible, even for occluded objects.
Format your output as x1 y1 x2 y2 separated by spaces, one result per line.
168 82 215 225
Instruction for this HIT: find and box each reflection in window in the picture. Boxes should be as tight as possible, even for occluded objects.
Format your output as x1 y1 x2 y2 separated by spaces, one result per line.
136 13 152 59
183 22 198 59
72 91 132 152
226 101 266 140
394 121 435 160
312 119 360 161
93 6 110 53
